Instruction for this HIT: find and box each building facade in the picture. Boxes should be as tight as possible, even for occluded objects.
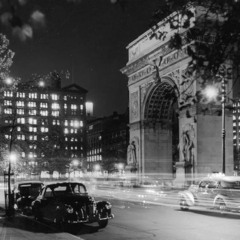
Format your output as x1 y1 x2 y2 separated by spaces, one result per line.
86 111 129 174
0 73 88 177
233 99 240 172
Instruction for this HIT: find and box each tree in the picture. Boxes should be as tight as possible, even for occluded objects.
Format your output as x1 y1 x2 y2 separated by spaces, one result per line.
149 0 240 104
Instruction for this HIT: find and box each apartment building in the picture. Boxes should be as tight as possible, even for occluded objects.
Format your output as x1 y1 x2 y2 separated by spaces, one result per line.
0 73 88 176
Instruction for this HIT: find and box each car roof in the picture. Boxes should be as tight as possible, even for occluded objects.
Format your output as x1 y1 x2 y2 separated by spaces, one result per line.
15 180 43 185
44 181 86 187
202 175 240 182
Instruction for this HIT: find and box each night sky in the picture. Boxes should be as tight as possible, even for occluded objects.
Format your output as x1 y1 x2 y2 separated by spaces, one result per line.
5 0 160 117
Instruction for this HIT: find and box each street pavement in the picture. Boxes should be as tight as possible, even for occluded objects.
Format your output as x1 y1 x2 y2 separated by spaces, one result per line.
0 185 181 240
0 204 83 240
0 179 185 240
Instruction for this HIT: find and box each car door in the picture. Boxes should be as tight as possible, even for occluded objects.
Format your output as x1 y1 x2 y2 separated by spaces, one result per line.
40 187 56 221
196 180 218 208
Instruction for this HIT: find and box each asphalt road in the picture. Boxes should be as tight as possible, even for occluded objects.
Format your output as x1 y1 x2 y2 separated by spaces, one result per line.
1 183 240 240
72 198 240 240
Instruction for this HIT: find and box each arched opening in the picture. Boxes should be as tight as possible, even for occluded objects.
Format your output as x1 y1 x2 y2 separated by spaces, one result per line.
143 80 179 177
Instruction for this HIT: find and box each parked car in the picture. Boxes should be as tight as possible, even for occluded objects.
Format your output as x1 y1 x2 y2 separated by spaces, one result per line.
31 181 114 228
14 181 44 215
179 175 240 213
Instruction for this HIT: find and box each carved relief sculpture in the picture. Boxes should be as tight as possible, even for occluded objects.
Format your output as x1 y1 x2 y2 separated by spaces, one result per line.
127 141 137 165
130 91 139 122
179 123 195 166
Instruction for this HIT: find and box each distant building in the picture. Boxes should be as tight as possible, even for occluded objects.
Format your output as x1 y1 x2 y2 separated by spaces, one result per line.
0 72 88 176
233 99 240 172
86 111 129 173
85 102 93 117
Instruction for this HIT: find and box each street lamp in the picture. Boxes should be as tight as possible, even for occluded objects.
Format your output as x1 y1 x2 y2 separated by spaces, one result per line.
6 152 17 216
204 77 226 174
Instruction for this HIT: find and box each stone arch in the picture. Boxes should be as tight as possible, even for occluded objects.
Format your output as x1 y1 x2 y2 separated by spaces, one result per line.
141 77 179 177
143 77 179 127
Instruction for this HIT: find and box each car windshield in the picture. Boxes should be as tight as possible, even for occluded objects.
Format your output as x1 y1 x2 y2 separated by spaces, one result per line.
19 184 42 197
46 183 87 197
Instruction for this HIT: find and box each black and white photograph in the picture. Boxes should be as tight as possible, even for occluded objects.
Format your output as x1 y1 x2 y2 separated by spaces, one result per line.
0 0 240 239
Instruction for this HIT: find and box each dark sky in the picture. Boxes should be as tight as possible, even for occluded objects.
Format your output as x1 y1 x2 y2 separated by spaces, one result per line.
7 0 160 117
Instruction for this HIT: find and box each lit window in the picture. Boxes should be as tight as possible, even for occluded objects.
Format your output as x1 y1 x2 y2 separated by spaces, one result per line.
4 91 13 97
29 110 37 115
71 104 77 110
64 96 67 101
29 118 37 124
80 121 83 127
17 127 21 131
4 100 12 106
4 108 12 114
17 109 24 115
29 127 37 132
16 101 24 107
40 102 48 108
29 93 37 99
64 120 68 126
40 94 48 99
64 128 69 134
28 102 36 108
28 135 36 140
64 103 67 109
51 94 59 100
41 127 48 133
17 92 25 98
80 104 83 110
40 110 48 116
52 103 60 109
52 111 59 117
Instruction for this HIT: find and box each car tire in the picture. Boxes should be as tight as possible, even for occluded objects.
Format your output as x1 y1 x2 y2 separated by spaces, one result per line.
54 218 66 231
180 197 189 211
215 199 226 214
98 219 108 228
34 210 42 221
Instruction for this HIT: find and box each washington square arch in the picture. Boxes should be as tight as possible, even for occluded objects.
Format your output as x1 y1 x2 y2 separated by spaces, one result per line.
121 6 239 183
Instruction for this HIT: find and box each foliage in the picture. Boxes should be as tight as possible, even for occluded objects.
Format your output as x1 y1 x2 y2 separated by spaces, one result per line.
0 33 14 80
149 0 240 92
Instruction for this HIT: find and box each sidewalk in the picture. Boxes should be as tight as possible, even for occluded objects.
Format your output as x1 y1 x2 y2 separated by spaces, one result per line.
0 205 82 240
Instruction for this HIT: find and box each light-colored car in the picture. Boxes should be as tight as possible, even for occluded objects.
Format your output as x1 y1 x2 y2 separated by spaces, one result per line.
179 175 240 213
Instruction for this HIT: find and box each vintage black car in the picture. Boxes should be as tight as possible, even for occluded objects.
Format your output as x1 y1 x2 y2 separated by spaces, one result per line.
14 181 44 215
32 181 114 228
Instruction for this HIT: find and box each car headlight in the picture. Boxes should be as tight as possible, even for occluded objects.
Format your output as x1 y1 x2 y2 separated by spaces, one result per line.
65 205 74 214
105 203 112 209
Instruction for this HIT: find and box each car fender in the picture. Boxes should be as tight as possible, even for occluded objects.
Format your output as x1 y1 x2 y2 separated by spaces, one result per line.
179 191 195 206
97 201 112 210
213 194 228 206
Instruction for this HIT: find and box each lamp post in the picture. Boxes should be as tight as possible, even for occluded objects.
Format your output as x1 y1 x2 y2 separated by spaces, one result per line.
221 76 226 174
7 153 17 216
204 76 226 174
